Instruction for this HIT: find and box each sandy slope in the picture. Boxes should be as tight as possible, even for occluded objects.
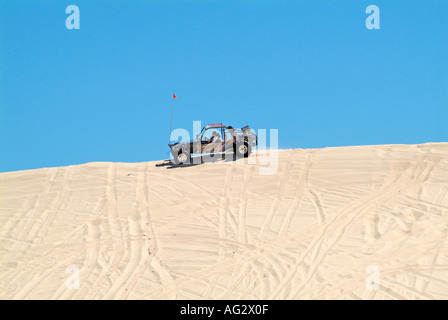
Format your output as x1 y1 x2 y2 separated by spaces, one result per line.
1 143 447 300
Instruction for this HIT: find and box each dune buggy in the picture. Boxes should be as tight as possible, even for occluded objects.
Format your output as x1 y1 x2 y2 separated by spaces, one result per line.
168 123 257 164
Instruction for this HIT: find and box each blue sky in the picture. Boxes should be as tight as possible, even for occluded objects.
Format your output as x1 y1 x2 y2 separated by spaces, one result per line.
1 0 447 172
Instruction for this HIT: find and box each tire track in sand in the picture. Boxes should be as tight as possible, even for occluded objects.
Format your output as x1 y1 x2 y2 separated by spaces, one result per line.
117 162 174 299
202 165 234 298
257 151 296 247
273 157 431 299
87 163 124 299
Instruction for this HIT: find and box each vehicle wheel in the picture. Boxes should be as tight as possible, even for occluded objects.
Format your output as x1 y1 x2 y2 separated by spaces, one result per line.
234 141 251 158
173 150 191 164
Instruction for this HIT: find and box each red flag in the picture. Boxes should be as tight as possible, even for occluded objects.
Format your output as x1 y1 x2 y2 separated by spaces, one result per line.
173 93 177 99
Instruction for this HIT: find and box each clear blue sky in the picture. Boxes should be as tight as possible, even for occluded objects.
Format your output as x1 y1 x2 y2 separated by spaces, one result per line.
1 0 447 172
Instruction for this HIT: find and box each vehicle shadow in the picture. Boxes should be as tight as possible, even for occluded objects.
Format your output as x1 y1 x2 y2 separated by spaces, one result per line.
155 152 240 169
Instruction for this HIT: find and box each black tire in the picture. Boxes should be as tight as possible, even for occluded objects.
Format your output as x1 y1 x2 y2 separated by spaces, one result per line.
234 141 251 158
173 149 191 164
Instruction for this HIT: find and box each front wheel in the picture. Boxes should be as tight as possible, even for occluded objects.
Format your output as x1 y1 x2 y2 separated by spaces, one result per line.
234 141 251 158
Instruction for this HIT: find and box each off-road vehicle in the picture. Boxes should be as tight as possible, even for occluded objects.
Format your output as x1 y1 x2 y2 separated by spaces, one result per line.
168 123 257 164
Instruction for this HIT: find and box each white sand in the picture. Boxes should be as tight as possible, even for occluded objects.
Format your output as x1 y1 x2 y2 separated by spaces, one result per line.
1 143 447 299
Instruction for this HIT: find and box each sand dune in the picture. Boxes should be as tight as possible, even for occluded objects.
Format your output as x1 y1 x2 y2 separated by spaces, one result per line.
1 143 447 299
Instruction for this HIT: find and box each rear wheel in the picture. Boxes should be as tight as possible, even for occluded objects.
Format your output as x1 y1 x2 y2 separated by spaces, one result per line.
173 150 191 164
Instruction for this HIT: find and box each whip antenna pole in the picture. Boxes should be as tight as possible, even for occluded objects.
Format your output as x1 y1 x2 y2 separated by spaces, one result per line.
169 93 176 144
